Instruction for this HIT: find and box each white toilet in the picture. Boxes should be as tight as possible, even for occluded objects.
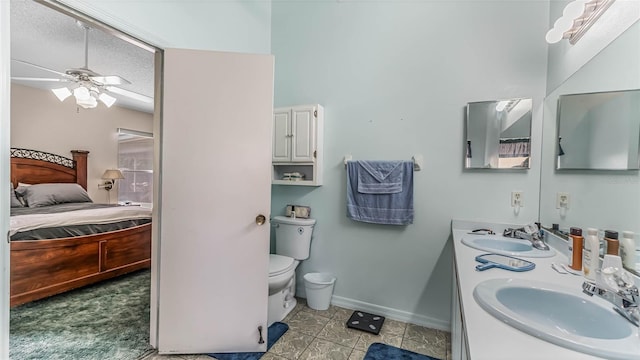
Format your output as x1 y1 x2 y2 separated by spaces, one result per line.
268 215 316 325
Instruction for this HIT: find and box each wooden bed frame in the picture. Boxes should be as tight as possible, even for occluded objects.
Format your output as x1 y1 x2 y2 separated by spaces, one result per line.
10 148 151 307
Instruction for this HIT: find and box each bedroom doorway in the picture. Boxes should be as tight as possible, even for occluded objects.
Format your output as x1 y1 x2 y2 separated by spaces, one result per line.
5 0 274 357
5 1 159 359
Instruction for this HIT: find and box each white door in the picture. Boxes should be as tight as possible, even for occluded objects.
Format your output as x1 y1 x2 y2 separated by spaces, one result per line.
291 105 316 162
157 48 273 354
272 108 291 162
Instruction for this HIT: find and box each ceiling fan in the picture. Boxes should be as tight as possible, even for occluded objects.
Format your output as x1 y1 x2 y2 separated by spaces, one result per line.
11 21 152 109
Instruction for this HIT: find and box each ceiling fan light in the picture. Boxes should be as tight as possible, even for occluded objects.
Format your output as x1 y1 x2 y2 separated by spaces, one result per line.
73 86 91 101
76 95 98 109
98 93 117 108
51 87 72 102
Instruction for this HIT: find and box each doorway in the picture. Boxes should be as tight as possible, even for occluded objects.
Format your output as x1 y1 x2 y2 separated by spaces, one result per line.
6 1 160 358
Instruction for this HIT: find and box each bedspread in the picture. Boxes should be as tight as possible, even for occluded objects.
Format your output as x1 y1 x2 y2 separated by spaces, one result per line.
10 203 152 237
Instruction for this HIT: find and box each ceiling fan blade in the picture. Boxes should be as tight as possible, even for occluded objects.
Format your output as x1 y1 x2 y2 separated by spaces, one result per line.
11 77 71 83
11 59 72 78
105 86 153 104
90 75 131 85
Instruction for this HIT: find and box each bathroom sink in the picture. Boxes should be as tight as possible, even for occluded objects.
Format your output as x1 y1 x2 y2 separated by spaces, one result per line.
461 235 555 258
474 278 640 360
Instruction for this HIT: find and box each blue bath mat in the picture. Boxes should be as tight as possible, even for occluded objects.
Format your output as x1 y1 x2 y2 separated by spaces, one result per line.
208 322 288 360
364 343 440 360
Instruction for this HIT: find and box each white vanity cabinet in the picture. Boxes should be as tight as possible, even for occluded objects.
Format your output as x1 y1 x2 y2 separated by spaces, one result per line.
451 258 470 360
272 104 324 186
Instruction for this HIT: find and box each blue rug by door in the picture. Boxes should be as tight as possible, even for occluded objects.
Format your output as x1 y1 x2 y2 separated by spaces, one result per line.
208 322 288 360
364 343 440 360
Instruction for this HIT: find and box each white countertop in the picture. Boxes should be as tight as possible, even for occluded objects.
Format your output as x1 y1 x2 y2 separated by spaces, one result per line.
451 219 640 360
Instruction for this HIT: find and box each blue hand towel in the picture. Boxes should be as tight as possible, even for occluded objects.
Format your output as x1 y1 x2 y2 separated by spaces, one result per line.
346 161 414 225
357 161 403 194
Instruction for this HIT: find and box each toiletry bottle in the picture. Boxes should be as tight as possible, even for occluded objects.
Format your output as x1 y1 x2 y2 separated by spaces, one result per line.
620 231 636 270
568 227 583 271
604 230 619 256
583 228 599 280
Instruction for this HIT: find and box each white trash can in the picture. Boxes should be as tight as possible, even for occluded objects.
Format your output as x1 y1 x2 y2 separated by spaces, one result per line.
303 272 336 310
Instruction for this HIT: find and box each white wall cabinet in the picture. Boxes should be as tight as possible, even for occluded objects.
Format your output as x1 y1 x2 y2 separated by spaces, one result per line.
272 104 323 186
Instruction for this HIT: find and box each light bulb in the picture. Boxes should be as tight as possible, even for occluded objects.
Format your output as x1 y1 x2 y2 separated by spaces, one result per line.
554 16 575 33
73 86 91 101
563 0 588 19
76 90 98 109
545 28 564 44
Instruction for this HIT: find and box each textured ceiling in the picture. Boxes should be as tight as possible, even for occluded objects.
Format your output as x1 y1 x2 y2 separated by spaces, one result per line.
10 1 155 113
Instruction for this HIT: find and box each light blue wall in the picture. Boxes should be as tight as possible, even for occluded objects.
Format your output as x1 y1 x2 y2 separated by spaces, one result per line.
271 1 548 328
59 0 272 53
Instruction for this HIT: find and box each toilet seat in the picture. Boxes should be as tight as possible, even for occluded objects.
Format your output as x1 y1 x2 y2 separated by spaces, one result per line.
269 254 295 277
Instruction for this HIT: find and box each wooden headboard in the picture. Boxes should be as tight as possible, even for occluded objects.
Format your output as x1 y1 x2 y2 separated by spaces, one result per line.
10 148 89 190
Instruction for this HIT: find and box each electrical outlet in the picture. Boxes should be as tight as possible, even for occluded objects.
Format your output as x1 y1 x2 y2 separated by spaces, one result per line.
556 192 570 209
511 191 523 207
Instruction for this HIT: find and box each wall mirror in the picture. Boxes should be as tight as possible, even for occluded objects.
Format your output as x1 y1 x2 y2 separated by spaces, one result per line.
556 89 640 170
465 98 532 169
539 21 640 276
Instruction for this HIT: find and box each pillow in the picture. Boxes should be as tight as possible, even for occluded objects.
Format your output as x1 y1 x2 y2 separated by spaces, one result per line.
10 183 23 208
15 182 31 206
16 183 92 208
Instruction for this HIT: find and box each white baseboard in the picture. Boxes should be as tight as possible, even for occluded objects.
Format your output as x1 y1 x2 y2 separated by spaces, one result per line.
300 293 451 332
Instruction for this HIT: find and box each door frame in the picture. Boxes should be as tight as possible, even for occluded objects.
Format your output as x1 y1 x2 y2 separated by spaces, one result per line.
1 1 11 358
1 1 164 355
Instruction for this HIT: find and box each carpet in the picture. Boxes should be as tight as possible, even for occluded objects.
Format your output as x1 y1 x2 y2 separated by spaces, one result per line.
208 322 289 360
10 269 153 360
364 343 440 360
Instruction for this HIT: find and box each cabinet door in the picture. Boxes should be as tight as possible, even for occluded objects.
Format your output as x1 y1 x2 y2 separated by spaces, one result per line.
273 108 291 162
291 105 316 162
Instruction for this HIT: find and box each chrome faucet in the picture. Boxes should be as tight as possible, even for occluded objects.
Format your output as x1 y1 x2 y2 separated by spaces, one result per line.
582 273 640 327
503 223 550 250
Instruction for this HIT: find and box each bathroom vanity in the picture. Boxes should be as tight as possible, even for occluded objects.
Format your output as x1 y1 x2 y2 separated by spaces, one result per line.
451 220 640 360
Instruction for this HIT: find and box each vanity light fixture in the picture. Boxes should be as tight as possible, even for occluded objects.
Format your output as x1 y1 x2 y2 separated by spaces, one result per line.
545 0 615 45
495 99 520 113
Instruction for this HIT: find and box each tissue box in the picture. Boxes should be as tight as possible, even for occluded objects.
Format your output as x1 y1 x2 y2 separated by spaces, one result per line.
286 204 311 218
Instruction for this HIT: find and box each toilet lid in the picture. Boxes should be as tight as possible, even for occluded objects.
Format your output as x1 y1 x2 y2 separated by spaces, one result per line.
272 216 316 226
269 254 295 277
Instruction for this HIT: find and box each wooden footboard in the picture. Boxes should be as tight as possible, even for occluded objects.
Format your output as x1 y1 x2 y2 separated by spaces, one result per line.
10 223 151 307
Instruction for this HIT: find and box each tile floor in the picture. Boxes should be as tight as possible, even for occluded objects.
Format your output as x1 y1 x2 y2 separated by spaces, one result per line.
141 298 452 360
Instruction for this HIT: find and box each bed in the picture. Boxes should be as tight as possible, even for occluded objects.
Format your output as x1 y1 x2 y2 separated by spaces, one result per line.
9 148 152 307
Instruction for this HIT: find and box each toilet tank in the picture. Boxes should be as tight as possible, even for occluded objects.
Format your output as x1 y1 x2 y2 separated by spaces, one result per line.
272 216 316 260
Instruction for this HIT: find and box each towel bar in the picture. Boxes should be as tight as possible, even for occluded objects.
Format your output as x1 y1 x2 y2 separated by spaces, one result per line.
343 154 422 171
